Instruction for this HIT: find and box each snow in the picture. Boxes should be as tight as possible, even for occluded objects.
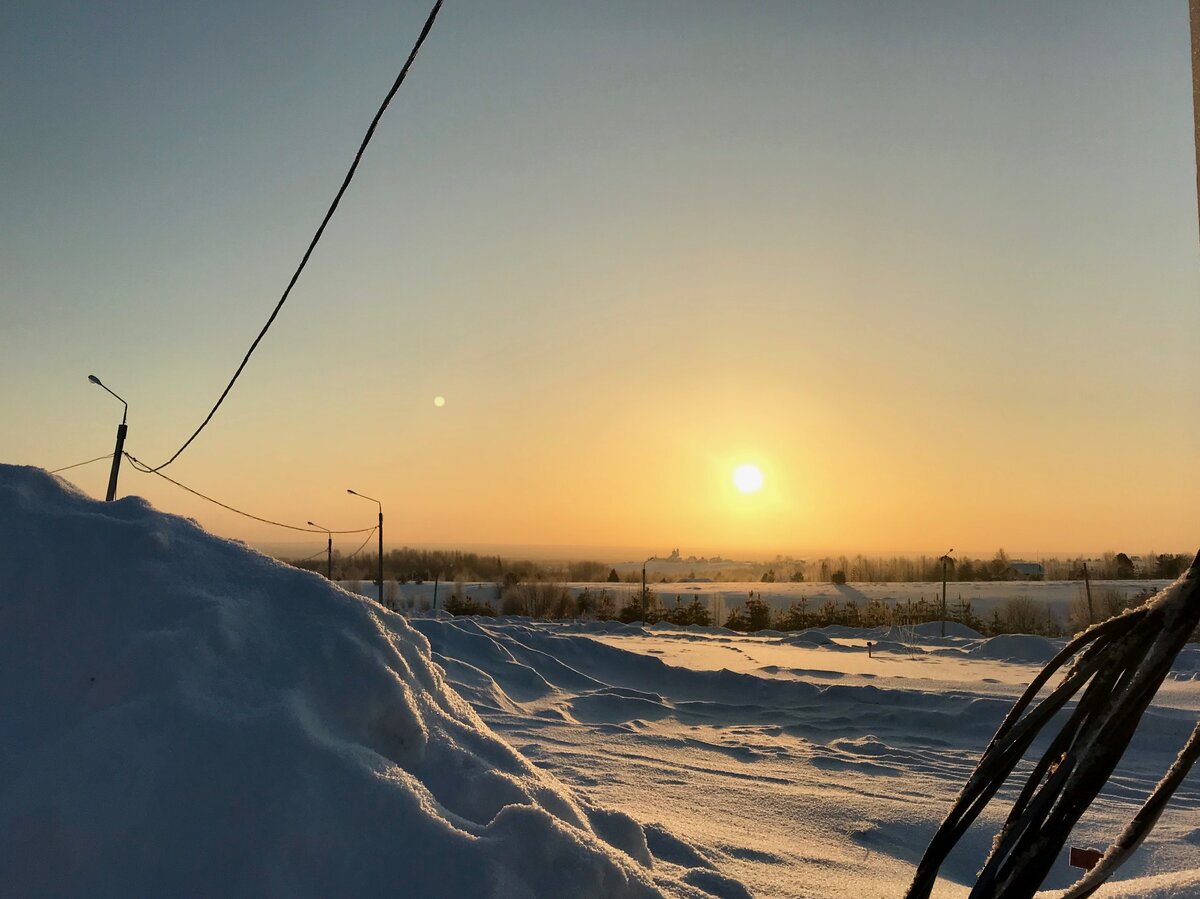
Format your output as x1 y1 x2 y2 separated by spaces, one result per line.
403 621 1199 897
4 464 1197 898
0 466 725 898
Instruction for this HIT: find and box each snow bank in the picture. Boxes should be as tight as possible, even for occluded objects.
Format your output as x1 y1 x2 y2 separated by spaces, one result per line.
0 466 721 898
909 620 984 640
966 633 1062 664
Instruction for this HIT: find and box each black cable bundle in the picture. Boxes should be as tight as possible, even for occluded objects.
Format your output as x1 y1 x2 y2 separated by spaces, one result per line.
906 553 1200 899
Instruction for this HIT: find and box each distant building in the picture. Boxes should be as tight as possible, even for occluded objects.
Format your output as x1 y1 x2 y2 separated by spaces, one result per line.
1007 562 1044 581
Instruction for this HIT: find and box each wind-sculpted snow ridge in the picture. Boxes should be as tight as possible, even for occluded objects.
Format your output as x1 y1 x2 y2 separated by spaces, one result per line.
408 614 1200 898
411 618 1199 752
0 465 736 899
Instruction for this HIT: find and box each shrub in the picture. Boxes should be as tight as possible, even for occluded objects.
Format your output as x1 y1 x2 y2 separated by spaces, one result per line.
445 595 496 617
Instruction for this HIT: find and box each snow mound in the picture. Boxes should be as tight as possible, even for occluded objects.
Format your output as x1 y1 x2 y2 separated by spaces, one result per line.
909 620 984 640
0 466 717 898
778 630 837 647
967 633 1062 664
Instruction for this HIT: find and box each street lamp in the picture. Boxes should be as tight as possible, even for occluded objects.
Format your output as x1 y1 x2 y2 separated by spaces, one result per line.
347 489 383 607
940 549 954 637
642 555 656 622
88 375 128 502
307 521 333 581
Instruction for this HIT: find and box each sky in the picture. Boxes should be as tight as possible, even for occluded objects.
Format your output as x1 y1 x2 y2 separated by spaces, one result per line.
2 1 1197 560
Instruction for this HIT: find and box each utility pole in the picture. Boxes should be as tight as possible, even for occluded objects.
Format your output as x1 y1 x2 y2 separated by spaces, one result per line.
88 375 128 502
940 549 954 638
307 522 333 581
1082 561 1094 625
1192 0 1199 237
642 556 656 622
348 489 384 607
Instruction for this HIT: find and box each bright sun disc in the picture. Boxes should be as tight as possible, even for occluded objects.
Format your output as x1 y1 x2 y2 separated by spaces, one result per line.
732 464 764 493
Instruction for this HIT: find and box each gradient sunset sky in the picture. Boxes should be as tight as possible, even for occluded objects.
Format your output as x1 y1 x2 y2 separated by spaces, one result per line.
3 1 1197 558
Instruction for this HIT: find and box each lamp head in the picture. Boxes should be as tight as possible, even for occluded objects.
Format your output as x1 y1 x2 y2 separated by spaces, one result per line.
88 375 101 385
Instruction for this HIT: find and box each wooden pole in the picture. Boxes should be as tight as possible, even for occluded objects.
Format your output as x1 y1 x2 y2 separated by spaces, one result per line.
1083 561 1094 625
1192 0 1199 237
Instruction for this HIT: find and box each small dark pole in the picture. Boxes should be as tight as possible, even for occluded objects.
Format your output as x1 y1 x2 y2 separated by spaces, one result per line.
433 572 439 610
307 522 333 580
88 375 128 502
1083 561 1094 625
347 489 384 607
642 556 655 621
940 549 954 638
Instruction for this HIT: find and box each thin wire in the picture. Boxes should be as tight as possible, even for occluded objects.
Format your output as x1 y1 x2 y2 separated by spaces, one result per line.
345 526 378 559
123 452 373 535
50 453 113 474
148 0 444 472
292 545 331 564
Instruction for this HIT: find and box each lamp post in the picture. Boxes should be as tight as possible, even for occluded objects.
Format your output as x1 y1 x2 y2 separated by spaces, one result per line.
642 556 656 622
307 521 333 581
88 375 128 502
940 549 954 638
347 489 383 606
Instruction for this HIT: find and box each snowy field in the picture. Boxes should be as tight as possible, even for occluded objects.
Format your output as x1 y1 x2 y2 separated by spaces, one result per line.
347 579 1173 626
3 465 1197 898
407 617 1200 898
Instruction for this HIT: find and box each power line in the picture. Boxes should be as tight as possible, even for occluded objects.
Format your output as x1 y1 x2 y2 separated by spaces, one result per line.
50 453 113 474
292 545 333 564
147 0 445 472
345 526 379 560
123 452 374 535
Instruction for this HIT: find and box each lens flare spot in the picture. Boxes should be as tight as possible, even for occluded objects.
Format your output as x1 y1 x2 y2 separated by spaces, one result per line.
433 396 445 408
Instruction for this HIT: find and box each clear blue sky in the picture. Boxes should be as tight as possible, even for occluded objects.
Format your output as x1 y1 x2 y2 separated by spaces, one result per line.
2 1 1197 556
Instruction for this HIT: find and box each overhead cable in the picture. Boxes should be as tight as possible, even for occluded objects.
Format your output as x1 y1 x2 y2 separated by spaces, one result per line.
147 0 445 471
292 545 333 564
345 526 379 559
49 453 114 474
123 452 374 534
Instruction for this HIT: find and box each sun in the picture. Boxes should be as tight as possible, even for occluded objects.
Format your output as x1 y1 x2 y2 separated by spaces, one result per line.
732 464 764 494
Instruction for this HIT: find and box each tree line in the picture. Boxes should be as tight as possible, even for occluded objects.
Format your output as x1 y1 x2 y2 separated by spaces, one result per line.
290 547 1192 586
440 584 1187 640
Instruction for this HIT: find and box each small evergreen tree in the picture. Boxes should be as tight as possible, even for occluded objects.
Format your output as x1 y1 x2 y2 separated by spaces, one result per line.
746 597 772 631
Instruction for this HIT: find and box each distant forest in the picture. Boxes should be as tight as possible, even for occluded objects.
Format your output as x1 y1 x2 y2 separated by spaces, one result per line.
288 546 1193 586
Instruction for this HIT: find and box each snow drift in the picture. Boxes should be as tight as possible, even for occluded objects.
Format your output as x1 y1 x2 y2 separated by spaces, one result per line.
0 466 727 898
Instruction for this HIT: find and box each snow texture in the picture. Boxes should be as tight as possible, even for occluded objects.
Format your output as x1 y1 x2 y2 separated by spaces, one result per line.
0 466 727 898
5 464 1197 898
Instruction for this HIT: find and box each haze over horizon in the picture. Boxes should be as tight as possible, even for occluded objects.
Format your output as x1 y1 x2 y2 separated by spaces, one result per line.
253 539 1178 570
4 1 1197 557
